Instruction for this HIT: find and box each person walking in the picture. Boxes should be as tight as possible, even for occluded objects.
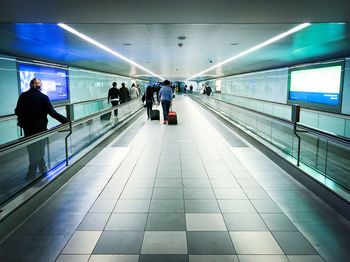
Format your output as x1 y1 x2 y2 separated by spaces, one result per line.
107 82 120 116
130 83 140 99
158 80 173 124
119 83 130 104
144 85 155 119
15 78 68 180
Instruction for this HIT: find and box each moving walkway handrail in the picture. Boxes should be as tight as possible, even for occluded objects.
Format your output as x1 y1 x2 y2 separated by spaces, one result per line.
0 97 107 122
215 92 350 118
0 98 141 156
190 94 350 146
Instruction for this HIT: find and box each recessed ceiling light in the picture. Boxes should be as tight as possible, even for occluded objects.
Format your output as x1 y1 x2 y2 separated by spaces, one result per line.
186 23 311 81
230 43 239 46
57 23 164 81
123 43 132 46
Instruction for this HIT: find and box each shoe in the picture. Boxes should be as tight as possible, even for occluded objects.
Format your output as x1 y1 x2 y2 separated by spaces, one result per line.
163 120 168 124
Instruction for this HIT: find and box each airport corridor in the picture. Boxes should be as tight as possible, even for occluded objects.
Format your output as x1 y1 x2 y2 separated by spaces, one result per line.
0 95 349 262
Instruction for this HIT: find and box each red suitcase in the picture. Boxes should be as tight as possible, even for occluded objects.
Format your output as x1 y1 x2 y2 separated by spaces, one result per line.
168 111 177 125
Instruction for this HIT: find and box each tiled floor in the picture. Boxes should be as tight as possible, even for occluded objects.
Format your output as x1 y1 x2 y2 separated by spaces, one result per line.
1 95 350 262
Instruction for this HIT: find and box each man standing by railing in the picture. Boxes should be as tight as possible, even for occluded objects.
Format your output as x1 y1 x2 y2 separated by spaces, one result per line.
15 78 68 180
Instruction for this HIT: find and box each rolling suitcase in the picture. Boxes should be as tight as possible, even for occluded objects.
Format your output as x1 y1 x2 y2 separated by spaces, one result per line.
100 111 112 121
151 109 160 120
168 111 177 125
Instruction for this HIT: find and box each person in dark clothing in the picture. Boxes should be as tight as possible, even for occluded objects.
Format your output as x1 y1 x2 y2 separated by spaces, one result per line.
119 83 130 104
144 85 155 119
206 85 212 96
15 78 68 180
189 85 193 93
107 82 120 116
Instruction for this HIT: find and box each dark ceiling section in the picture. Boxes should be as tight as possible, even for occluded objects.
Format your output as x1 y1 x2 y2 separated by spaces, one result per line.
1 0 350 23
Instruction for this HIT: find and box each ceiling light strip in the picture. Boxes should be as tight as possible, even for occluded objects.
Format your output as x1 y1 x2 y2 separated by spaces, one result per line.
186 23 311 81
57 23 165 81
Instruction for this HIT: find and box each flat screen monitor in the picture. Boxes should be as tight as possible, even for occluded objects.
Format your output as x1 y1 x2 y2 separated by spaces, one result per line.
18 62 69 102
288 62 344 113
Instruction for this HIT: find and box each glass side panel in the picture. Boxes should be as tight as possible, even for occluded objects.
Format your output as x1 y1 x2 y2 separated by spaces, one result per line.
326 140 350 190
190 94 350 192
0 132 66 204
0 99 143 206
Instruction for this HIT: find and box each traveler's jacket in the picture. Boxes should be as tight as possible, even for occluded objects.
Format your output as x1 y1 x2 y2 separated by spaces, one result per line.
15 88 68 134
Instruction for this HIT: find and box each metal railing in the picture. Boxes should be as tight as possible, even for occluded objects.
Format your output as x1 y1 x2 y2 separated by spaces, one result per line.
0 98 144 207
190 94 350 193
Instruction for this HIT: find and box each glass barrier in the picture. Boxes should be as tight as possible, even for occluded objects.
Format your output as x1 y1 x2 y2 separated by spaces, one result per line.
213 93 350 139
0 98 112 146
190 94 350 192
0 99 143 206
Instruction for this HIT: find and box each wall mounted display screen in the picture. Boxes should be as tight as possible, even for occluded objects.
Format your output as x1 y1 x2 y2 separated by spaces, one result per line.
18 63 69 102
288 63 343 112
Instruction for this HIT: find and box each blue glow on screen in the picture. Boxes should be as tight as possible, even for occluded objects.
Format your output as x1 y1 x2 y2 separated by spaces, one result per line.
18 63 69 101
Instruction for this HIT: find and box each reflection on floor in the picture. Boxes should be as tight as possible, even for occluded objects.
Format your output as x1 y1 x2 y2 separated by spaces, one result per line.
0 95 349 262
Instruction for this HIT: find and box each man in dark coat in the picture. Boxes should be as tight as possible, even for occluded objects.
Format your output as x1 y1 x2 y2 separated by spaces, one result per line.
119 83 130 104
107 82 120 116
15 78 68 179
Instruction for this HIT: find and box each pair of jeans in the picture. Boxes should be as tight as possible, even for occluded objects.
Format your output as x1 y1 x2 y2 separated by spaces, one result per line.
161 100 171 121
111 101 119 116
146 100 153 118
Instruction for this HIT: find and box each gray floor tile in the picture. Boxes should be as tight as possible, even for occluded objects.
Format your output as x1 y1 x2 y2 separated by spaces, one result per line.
14 211 86 236
251 200 283 213
93 231 144 254
56 255 90 262
152 188 184 199
114 200 150 213
261 214 298 231
89 199 117 213
185 200 220 213
214 188 247 199
149 199 184 213
139 255 188 262
141 231 187 254
0 235 70 262
189 255 239 262
126 179 155 188
155 178 183 187
146 213 186 231
182 171 208 178
184 188 216 199
230 232 283 254
105 213 147 230
223 214 268 231
186 213 227 231
287 255 325 262
77 213 110 231
183 179 211 188
89 255 139 262
218 200 257 213
238 255 289 262
272 232 318 255
62 231 101 254
187 232 236 255
211 179 239 188
156 171 182 178
120 188 153 199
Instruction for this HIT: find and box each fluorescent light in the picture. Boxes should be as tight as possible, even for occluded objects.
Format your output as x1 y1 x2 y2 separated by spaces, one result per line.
186 23 311 81
57 23 165 81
